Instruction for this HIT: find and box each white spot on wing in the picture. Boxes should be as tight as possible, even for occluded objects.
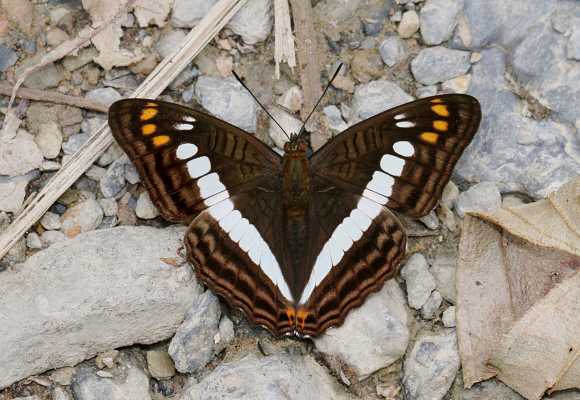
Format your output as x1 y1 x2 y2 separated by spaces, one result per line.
300 243 332 304
380 154 405 176
176 143 198 159
331 223 353 251
358 196 382 219
229 218 249 242
175 123 194 130
365 171 394 198
396 121 415 128
394 113 406 120
393 141 415 157
329 239 344 266
343 216 364 242
260 245 292 301
208 198 234 221
351 208 372 231
248 239 263 264
239 225 260 252
183 115 196 122
204 191 229 207
198 173 226 198
219 210 241 232
186 156 211 178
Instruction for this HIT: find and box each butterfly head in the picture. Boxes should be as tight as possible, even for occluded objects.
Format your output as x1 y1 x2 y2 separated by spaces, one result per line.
284 140 308 152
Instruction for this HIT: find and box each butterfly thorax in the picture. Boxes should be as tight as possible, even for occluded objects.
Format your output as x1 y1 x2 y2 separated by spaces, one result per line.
281 140 311 300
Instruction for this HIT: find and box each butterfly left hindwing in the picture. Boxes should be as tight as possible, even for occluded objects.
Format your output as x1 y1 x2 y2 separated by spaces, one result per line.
108 93 481 337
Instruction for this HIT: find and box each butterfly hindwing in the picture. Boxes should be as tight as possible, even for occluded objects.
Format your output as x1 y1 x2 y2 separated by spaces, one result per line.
108 99 282 221
310 94 482 218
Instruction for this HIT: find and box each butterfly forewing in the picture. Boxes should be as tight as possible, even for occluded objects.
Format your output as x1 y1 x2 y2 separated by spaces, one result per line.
310 94 482 218
108 99 282 221
108 93 481 337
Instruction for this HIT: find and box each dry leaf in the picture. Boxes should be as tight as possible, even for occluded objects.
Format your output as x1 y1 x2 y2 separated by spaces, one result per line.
456 177 580 400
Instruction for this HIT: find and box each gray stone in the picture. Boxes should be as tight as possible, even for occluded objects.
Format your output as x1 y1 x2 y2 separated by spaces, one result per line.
411 46 471 85
315 280 409 379
171 0 272 45
34 121 63 159
179 354 351 400
135 192 159 219
62 47 99 72
60 198 104 237
0 174 33 213
40 230 69 248
420 290 443 319
430 252 457 304
124 163 140 185
398 10 420 38
62 133 90 155
46 27 69 47
147 350 175 380
39 160 61 171
420 0 463 45
402 254 437 310
40 211 62 230
379 33 408 67
347 31 364 49
416 85 437 98
0 129 44 178
324 105 348 135
441 74 471 93
454 181 501 218
169 290 221 373
403 329 460 400
98 142 124 167
195 76 257 133
350 80 413 124
364 20 382 36
455 48 580 199
359 36 377 50
71 363 151 400
26 232 42 249
85 165 106 181
85 88 122 105
0 226 201 388
154 29 187 60
19 62 60 90
442 306 456 327
81 117 107 135
418 210 439 230
0 46 18 72
277 86 303 113
99 197 118 217
100 160 126 198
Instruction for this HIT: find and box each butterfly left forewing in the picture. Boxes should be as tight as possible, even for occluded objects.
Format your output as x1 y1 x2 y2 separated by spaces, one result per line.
108 99 282 220
310 94 481 218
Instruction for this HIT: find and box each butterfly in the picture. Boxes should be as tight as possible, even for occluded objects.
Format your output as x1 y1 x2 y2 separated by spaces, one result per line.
108 92 481 337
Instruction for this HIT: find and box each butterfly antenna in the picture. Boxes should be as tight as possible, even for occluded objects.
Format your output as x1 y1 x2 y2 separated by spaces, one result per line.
232 70 291 141
297 63 344 139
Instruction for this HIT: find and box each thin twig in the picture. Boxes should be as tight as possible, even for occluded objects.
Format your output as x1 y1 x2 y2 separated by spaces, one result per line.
0 83 110 112
274 0 296 79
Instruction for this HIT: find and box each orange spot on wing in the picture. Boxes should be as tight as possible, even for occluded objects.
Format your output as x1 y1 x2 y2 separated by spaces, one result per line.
140 108 158 121
421 132 439 143
142 124 156 135
430 98 443 103
153 135 170 146
296 310 310 331
433 120 448 131
431 104 450 117
146 102 158 107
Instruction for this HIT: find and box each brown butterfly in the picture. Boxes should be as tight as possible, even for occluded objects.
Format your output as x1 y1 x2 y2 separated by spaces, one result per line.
108 93 481 337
